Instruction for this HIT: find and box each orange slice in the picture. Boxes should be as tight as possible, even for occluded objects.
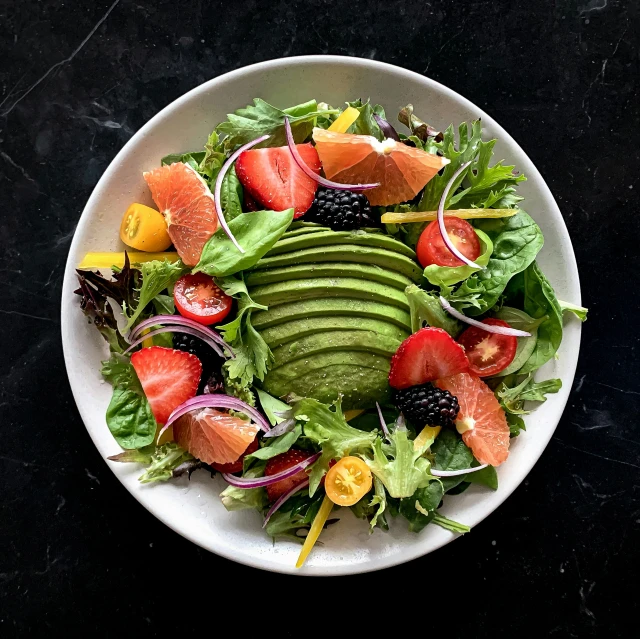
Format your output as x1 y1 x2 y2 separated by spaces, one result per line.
312 128 449 206
436 373 510 466
173 408 260 466
143 163 219 266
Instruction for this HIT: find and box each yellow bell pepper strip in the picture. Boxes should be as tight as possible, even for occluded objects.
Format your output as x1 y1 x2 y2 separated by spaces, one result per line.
414 425 441 451
120 203 172 252
139 327 154 349
78 252 180 270
328 106 361 133
296 493 335 569
343 409 364 422
380 208 519 224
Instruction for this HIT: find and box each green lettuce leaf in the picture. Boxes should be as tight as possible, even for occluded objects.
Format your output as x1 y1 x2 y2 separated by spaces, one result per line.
161 151 206 171
493 306 545 376
246 425 302 462
432 512 470 534
405 284 462 337
345 99 386 140
399 481 444 533
559 299 588 322
198 130 226 181
195 208 294 278
220 462 268 512
219 166 244 222
138 443 194 483
256 389 290 426
497 373 562 415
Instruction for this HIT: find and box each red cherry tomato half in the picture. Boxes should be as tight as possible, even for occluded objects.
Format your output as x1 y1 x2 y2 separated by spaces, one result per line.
173 272 232 326
210 437 259 474
457 318 518 377
417 218 482 268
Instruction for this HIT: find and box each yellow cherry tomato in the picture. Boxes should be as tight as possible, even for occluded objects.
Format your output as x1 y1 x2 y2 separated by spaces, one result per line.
325 456 372 507
328 106 361 133
119 203 172 252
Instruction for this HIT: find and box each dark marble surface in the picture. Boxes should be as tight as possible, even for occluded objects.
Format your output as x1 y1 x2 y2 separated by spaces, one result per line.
1 0 639 635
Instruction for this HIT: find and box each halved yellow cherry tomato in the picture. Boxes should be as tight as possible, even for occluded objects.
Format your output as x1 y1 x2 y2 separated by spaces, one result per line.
328 106 361 133
325 456 372 507
119 203 172 252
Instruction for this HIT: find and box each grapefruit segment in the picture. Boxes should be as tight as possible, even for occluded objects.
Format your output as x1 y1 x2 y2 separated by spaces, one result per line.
143 163 219 266
312 128 449 206
436 373 510 466
173 408 260 466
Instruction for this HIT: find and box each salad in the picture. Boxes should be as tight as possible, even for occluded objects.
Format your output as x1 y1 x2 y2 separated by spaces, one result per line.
75 97 587 567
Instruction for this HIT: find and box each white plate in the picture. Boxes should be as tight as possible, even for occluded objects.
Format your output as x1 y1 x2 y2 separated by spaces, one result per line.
61 56 582 576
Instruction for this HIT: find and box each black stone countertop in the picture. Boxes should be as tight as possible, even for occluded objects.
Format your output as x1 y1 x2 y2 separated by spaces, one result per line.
1 0 639 635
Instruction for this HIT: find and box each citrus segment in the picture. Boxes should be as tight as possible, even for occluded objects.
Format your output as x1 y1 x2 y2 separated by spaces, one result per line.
173 407 260 466
312 128 448 206
143 163 219 266
435 373 510 466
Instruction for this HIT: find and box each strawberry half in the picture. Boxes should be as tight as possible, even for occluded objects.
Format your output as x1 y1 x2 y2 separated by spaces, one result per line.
389 327 469 389
131 346 202 425
235 143 321 217
264 449 314 502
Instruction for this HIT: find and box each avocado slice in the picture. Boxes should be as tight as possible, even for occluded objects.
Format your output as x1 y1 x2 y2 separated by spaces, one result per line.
251 298 411 331
245 262 414 290
250 277 410 310
260 316 409 347
253 244 422 282
271 330 402 368
267 230 417 259
281 225 331 239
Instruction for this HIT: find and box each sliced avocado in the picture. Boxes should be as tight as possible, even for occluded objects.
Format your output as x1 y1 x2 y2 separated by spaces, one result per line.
250 277 410 310
251 298 411 331
281 226 331 239
245 262 414 290
271 330 401 368
267 230 417 259
253 244 422 282
260 316 409 348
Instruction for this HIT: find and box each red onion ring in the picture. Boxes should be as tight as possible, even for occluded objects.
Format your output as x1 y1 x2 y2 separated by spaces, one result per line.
284 117 379 191
437 161 482 269
157 394 271 443
214 134 271 254
124 325 224 357
439 297 531 337
222 452 321 489
130 314 233 356
262 478 310 528
431 464 488 477
375 402 390 440
373 113 400 141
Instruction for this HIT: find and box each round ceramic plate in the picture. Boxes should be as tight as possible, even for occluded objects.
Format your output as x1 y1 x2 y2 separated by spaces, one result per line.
61 56 582 576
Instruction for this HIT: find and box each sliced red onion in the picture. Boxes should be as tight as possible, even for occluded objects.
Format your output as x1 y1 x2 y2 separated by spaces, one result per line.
130 314 233 357
439 296 531 337
437 161 482 269
214 134 271 254
262 478 310 528
124 325 225 357
375 402 390 440
262 417 296 439
395 413 407 432
284 117 379 191
431 464 488 477
373 113 400 141
157 394 270 443
222 451 321 489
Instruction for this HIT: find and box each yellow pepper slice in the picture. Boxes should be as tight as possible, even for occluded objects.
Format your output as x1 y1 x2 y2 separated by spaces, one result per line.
328 106 361 133
78 252 180 270
296 494 334 569
344 409 364 422
380 208 519 224
120 203 172 252
414 425 441 451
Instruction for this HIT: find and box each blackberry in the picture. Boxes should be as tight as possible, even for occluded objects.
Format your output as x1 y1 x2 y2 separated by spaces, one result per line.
173 332 223 394
393 382 460 429
305 187 378 230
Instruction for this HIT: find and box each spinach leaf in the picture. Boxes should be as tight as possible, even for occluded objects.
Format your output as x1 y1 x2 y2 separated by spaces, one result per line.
431 429 474 492
246 425 302 462
217 99 333 151
467 465 498 490
219 165 244 222
195 208 294 278
399 481 444 533
559 299 588 322
424 229 493 288
494 306 545 376
507 413 526 437
450 210 544 315
256 389 290 426
161 151 206 171
518 261 563 373
345 99 386 140
152 293 175 315
406 284 462 337
106 388 157 449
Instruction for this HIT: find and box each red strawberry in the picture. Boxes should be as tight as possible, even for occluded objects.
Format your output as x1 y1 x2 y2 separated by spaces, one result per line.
389 327 469 389
264 449 314 502
131 346 202 425
235 143 321 217
210 436 259 474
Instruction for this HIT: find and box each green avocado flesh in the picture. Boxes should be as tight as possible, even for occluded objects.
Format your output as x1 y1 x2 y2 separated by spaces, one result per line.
271 330 402 368
251 298 412 330
260 316 409 348
245 262 414 290
247 227 421 409
250 277 410 310
253 244 423 282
